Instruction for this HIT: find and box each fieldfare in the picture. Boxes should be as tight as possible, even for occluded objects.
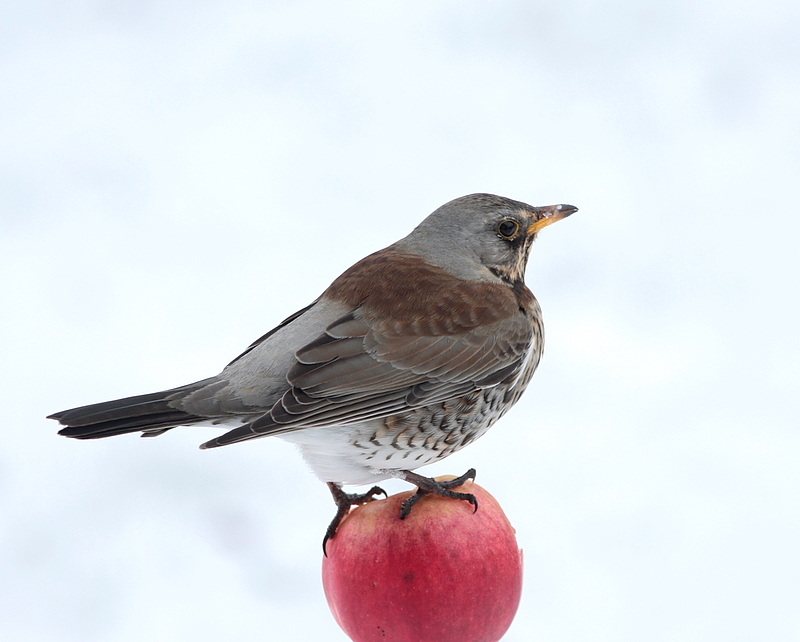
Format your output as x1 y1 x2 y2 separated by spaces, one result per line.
49 193 577 549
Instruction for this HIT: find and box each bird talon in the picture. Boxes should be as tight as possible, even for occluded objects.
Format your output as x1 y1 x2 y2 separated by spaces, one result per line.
323 482 388 555
396 468 480 520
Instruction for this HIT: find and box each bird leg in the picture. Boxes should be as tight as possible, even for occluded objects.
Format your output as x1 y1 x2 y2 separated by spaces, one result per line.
323 482 387 555
322 468 478 553
396 468 478 519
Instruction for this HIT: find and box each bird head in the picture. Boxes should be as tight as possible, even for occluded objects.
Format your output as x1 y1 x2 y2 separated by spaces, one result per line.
395 193 577 284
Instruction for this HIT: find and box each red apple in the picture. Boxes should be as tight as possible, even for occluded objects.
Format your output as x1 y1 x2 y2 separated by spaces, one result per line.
322 477 523 642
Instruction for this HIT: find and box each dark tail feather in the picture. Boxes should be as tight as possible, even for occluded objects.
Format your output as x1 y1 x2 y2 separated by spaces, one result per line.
49 381 211 440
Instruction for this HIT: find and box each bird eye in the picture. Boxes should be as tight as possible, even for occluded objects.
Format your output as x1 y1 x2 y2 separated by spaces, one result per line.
496 219 520 239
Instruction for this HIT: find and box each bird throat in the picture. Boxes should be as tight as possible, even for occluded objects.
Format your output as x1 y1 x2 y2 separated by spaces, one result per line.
487 267 535 313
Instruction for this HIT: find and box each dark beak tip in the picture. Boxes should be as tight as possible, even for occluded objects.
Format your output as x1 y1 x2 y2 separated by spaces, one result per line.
558 204 579 216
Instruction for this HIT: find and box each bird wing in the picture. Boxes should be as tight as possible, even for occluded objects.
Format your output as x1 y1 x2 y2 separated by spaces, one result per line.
201 280 535 448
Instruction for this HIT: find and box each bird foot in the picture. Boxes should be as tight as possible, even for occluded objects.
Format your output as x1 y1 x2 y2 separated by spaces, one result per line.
323 482 387 555
398 468 478 519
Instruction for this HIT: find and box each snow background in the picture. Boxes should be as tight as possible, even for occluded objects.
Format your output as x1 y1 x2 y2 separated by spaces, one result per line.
2 1 799 640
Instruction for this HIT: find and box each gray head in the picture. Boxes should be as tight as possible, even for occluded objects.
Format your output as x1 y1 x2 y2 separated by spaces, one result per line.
393 193 577 283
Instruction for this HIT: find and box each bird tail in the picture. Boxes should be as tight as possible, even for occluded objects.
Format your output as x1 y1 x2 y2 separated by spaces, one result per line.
48 379 216 440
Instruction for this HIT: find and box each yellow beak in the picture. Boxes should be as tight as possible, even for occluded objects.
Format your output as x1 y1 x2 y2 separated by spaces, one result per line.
526 204 578 236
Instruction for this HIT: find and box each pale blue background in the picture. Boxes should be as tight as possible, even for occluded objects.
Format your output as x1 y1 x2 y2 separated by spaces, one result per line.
2 1 799 640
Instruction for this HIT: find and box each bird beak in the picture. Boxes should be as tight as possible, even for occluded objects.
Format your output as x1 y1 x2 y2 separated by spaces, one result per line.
526 204 578 236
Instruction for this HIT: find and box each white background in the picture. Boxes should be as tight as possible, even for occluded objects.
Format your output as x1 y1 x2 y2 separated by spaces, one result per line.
2 1 799 640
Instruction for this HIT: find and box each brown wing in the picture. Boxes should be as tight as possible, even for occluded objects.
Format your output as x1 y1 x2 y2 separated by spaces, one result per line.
200 251 536 448
274 308 532 421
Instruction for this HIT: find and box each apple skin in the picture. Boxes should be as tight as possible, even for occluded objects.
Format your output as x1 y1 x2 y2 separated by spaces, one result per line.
322 478 523 642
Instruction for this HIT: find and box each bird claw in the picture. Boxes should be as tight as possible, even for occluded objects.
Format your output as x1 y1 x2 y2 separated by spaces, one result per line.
322 468 479 554
323 483 387 556
398 468 478 519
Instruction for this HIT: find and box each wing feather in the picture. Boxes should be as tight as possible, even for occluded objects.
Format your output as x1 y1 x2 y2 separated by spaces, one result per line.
201 253 538 448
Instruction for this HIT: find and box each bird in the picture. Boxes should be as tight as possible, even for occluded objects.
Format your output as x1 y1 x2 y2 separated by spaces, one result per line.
49 193 576 551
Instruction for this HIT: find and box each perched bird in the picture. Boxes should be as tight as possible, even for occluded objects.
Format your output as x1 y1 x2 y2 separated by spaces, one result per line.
49 193 576 549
